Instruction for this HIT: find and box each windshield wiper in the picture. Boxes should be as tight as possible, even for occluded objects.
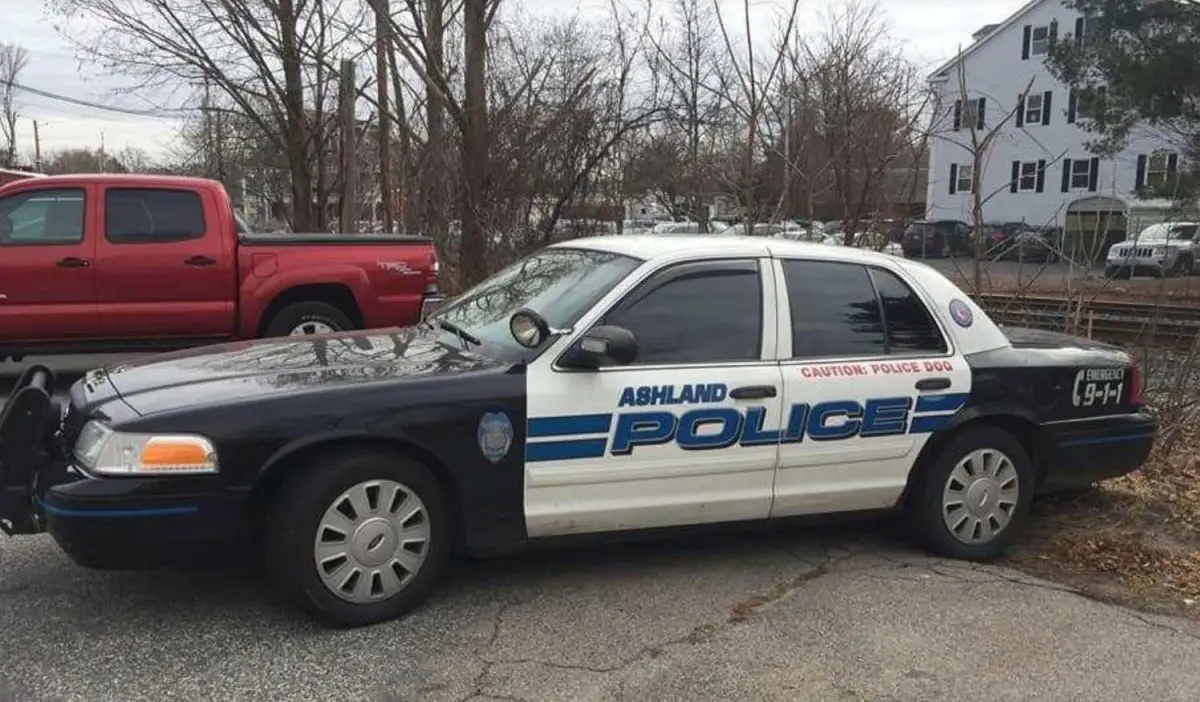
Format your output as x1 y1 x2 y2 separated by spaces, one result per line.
431 318 481 347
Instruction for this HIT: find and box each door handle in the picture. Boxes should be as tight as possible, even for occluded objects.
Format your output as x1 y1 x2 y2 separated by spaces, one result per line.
729 385 777 400
915 377 952 391
184 255 217 266
55 257 90 268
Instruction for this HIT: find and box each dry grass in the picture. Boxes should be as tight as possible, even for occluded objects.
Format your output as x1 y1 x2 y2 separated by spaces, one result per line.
1006 421 1200 618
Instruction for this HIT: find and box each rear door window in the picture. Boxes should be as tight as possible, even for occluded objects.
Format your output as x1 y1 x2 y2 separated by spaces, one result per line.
105 188 206 243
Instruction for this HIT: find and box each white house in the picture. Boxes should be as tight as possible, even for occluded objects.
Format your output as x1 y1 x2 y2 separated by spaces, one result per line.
924 0 1184 238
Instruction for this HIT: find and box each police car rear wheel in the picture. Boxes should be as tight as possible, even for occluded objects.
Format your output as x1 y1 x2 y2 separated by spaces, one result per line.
908 425 1034 561
262 448 451 627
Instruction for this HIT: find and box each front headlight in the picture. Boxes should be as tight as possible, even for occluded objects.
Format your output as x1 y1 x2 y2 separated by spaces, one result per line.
74 420 218 476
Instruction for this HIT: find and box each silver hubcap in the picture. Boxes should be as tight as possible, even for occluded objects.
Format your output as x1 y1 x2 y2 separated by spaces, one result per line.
314 480 431 604
290 321 335 336
941 448 1019 545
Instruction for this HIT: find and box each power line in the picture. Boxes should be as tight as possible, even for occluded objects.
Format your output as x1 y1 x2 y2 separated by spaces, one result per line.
0 77 179 117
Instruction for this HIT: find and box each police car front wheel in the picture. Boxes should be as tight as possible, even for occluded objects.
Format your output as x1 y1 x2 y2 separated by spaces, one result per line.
907 424 1035 561
262 448 451 627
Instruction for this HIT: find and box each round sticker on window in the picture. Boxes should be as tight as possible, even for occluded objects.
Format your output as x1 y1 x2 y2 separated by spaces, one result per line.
948 299 974 328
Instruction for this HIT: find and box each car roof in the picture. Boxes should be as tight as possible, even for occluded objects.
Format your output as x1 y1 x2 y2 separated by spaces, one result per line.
550 234 928 270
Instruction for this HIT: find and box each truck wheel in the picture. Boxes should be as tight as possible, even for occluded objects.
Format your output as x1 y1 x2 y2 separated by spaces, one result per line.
906 424 1035 561
264 301 355 337
262 448 451 628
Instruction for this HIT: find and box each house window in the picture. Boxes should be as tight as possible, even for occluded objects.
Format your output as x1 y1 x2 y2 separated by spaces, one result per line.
957 164 973 193
1070 159 1092 189
961 100 978 128
1024 93 1043 124
1146 153 1171 187
1030 25 1051 54
1075 86 1106 120
1078 16 1098 46
1019 161 1039 192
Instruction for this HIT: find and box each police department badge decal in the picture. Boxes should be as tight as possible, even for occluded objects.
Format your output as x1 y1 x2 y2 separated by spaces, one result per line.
477 411 514 463
948 298 973 328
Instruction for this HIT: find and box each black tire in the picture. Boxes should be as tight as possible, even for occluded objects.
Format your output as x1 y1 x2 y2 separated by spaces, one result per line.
262 448 452 627
906 424 1035 561
264 301 355 337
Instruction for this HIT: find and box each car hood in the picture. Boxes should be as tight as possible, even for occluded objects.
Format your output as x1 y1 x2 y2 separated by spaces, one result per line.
99 325 510 415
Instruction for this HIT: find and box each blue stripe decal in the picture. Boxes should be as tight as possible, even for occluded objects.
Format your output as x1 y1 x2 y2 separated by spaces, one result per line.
527 414 613 438
37 497 199 519
1058 431 1156 448
914 393 970 414
526 438 608 462
910 414 952 434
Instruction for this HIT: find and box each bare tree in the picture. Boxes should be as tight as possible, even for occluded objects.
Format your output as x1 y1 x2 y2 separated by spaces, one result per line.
0 43 29 167
51 0 370 231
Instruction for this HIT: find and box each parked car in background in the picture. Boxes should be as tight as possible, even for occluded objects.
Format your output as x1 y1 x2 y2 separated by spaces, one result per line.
1105 222 1199 278
978 221 1028 258
0 174 441 361
901 220 973 258
1005 226 1063 264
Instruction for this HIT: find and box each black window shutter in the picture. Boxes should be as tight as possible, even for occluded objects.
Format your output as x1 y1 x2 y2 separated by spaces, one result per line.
1135 154 1147 190
1036 160 1047 192
953 100 962 130
1042 91 1053 125
1067 90 1077 123
1074 17 1084 45
1168 152 1179 175
1022 25 1032 59
1061 159 1072 192
1015 94 1025 127
1049 19 1059 44
949 164 958 195
977 98 986 130
1088 157 1100 191
1011 161 1020 193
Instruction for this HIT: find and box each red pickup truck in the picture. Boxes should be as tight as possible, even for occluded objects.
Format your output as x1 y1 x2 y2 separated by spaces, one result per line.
0 174 442 360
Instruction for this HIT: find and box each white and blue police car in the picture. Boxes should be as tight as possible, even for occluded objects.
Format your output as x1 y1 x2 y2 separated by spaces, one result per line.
0 235 1156 626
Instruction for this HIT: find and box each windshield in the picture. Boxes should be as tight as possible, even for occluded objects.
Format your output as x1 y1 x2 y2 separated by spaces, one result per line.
1137 223 1198 242
429 247 643 359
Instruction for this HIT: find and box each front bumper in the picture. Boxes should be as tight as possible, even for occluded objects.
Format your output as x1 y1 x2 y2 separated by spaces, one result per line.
42 473 247 569
1040 411 1157 492
1 365 248 569
1105 257 1168 277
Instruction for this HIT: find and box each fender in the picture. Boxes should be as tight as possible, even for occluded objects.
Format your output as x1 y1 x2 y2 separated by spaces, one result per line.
900 400 1050 504
246 427 464 535
238 263 372 337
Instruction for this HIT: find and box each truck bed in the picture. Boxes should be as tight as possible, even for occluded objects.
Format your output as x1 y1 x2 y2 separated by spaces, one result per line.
238 232 432 245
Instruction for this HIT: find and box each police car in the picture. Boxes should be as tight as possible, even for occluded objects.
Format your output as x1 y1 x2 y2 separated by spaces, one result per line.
0 235 1156 627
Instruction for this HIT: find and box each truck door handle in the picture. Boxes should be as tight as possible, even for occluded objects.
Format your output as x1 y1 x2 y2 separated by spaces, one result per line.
184 255 216 266
55 257 90 268
915 377 952 391
730 385 777 399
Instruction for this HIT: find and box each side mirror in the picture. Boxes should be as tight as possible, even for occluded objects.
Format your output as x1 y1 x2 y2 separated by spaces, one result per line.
560 325 638 369
509 307 551 348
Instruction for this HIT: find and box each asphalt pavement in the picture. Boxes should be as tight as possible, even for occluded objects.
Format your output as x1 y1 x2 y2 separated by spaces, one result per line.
3 356 1200 701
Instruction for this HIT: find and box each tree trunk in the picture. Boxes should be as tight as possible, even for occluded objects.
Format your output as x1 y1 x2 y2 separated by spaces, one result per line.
459 0 490 286
422 0 448 244
278 0 313 231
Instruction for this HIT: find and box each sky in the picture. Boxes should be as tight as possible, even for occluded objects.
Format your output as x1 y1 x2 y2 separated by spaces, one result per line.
4 0 1030 163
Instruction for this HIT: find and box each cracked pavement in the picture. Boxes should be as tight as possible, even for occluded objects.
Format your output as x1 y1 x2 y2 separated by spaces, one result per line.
3 523 1199 702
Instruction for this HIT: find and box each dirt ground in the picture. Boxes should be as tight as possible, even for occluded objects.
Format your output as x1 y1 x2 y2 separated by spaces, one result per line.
1005 417 1200 620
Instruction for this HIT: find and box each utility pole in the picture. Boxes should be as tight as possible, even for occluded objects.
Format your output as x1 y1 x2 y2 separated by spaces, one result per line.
99 131 106 172
203 79 213 178
339 59 359 234
374 0 393 233
31 119 40 171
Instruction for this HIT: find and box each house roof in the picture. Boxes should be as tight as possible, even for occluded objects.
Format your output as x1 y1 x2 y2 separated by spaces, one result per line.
927 0 1046 81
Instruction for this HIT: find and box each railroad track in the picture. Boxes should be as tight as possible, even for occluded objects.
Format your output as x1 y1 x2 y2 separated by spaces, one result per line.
972 293 1200 348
